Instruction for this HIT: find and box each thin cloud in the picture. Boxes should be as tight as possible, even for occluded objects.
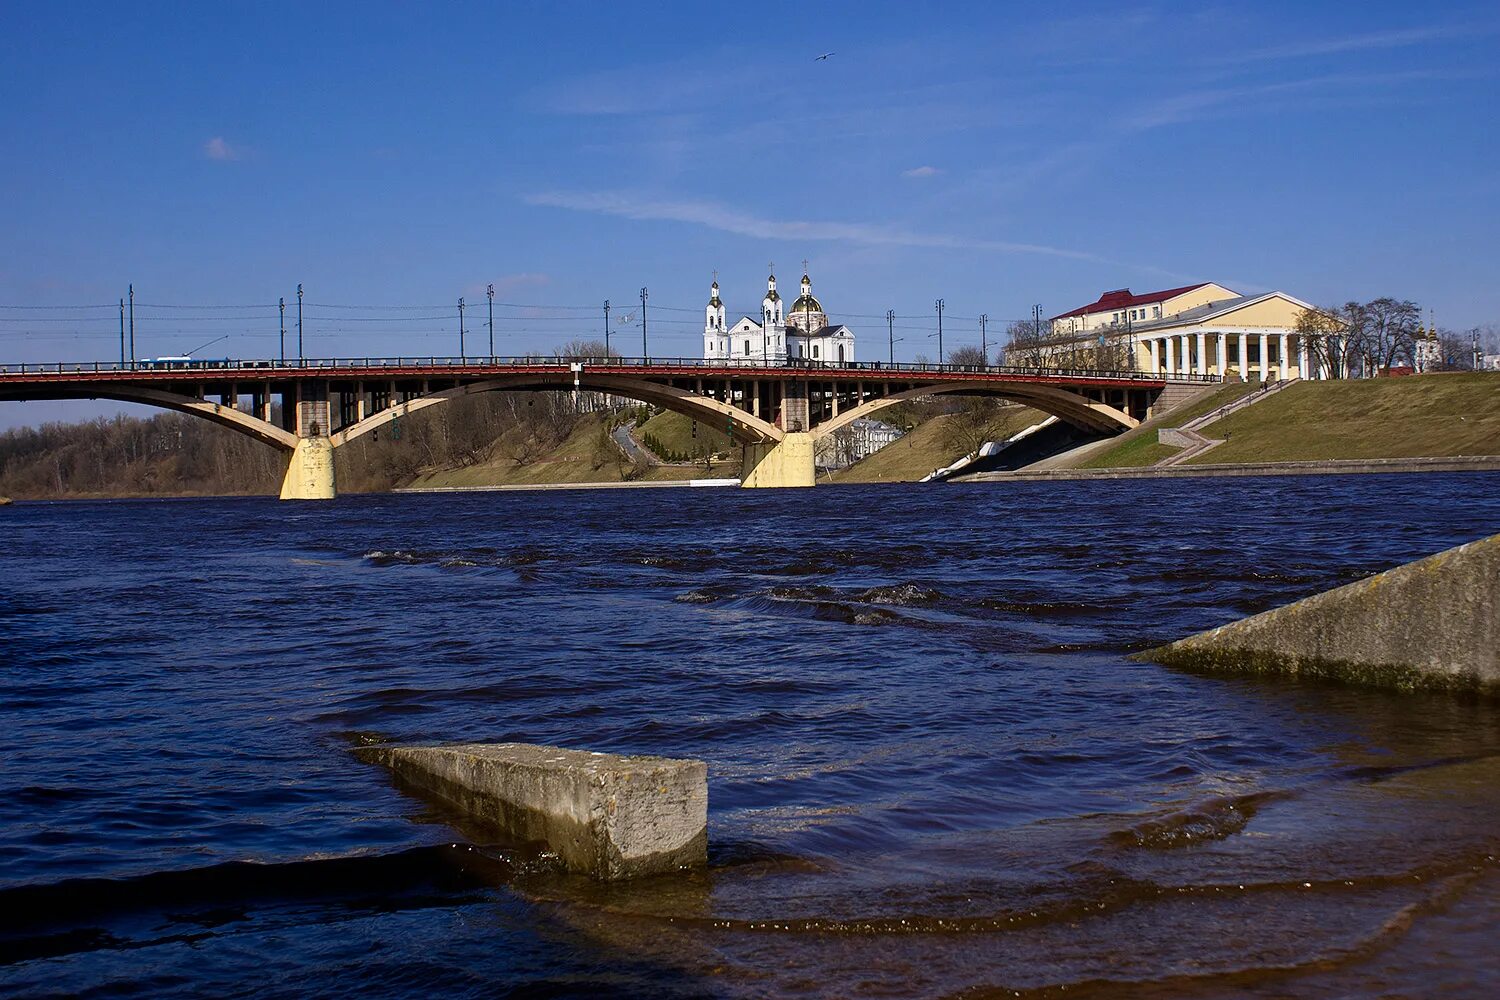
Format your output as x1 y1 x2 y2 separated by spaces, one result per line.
524 189 1191 278
1230 23 1484 62
902 166 941 178
493 273 551 297
202 137 242 161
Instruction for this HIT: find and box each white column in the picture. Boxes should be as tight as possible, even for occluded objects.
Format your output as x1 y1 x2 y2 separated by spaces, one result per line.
1218 332 1228 375
1195 332 1206 375
1238 334 1249 378
1280 333 1291 378
1165 335 1177 375
1259 333 1269 380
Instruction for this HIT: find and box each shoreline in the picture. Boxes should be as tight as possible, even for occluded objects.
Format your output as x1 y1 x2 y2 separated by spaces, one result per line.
960 455 1500 483
393 478 740 493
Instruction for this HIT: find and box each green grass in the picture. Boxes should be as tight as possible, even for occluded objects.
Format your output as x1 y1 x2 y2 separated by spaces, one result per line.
1076 382 1256 469
1189 372 1500 464
636 410 731 462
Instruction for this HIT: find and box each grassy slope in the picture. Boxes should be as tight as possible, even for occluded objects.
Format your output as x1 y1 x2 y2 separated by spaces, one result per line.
1075 382 1256 469
636 410 732 460
1188 372 1500 464
404 414 628 488
834 406 1044 483
403 411 741 489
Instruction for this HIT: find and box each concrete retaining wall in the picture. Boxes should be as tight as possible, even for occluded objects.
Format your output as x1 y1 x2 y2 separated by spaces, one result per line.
1140 533 1500 696
357 742 708 880
962 455 1500 483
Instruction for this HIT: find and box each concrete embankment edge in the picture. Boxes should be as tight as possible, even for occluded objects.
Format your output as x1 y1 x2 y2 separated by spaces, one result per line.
394 478 739 493
355 742 708 880
1138 533 1500 697
960 455 1500 483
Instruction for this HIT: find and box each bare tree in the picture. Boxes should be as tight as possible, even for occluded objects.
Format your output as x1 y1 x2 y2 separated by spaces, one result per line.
1296 304 1353 379
1002 319 1046 368
947 344 988 369
1433 328 1478 371
1352 298 1420 373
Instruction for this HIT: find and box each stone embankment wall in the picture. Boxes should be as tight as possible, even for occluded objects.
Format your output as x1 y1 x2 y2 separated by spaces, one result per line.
1141 533 1500 696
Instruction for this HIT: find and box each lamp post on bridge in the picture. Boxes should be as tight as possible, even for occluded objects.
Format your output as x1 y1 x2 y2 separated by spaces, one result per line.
980 313 989 367
603 299 611 358
279 297 286 363
297 284 304 363
640 287 648 359
128 284 134 365
935 298 945 365
458 297 466 360
887 309 896 364
487 284 495 359
1032 304 1044 374
119 297 125 365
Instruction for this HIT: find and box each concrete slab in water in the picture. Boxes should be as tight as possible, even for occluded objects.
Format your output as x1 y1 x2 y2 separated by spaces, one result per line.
1140 532 1500 696
357 742 708 880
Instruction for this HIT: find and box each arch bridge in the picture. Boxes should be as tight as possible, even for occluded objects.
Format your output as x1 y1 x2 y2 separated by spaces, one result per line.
0 356 1216 498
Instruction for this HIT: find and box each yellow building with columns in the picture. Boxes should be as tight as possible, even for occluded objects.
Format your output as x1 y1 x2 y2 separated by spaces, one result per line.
1047 283 1318 379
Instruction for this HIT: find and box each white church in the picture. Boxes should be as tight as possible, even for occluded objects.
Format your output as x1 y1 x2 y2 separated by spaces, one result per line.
704 268 856 364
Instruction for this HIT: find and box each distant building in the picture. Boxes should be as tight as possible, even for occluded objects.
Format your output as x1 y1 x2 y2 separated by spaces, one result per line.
817 417 903 468
1039 282 1318 379
704 269 856 364
1412 326 1442 373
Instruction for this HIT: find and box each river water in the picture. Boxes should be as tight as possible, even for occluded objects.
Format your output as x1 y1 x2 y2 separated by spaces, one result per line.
2 474 1499 998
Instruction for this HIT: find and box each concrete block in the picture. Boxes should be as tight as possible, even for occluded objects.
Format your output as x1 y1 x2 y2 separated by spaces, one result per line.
741 432 815 488
1140 533 1500 697
357 742 708 880
279 437 336 500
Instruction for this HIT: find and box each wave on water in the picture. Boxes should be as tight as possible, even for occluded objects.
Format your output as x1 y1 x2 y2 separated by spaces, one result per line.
1107 791 1290 850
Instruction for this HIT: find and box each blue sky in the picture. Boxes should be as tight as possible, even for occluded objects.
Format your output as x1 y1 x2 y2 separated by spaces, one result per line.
2 1 1497 426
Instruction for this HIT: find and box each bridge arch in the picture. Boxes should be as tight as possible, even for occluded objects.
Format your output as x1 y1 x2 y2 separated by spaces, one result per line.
0 384 297 451
331 372 784 448
811 381 1138 440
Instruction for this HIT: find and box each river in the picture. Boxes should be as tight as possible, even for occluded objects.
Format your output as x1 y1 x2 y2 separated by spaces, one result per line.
3 474 1499 998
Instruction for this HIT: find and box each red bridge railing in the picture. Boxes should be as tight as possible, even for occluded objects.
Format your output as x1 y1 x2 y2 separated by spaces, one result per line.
0 356 1219 383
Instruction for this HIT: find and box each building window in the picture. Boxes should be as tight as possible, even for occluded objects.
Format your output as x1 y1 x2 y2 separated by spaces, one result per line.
812 344 820 359
798 344 805 357
838 344 846 363
1153 306 1161 318
745 340 751 355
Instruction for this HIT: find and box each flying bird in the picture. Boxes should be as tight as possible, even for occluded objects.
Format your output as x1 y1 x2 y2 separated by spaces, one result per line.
815 52 835 61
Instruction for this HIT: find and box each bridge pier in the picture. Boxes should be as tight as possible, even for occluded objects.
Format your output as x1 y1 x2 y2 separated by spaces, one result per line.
741 432 815 488
279 388 337 500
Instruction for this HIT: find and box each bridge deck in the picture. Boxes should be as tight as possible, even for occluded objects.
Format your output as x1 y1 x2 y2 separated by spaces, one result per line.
0 356 1195 389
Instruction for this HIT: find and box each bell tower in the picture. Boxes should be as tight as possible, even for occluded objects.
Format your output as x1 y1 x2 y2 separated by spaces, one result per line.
703 274 726 358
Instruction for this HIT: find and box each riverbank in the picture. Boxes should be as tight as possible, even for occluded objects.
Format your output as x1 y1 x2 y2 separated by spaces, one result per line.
395 478 738 493
1060 371 1500 471
962 454 1500 483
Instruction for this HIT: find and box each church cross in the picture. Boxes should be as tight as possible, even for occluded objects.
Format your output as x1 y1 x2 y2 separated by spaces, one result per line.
802 259 809 275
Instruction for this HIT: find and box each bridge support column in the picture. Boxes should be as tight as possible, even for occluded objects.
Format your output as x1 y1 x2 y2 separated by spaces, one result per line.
280 388 337 500
280 437 336 500
740 433 815 489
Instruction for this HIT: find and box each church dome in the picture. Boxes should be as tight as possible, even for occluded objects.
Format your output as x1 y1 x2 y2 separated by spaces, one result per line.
791 293 823 314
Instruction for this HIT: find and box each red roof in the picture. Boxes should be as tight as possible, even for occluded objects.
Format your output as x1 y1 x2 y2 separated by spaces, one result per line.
1050 283 1216 321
